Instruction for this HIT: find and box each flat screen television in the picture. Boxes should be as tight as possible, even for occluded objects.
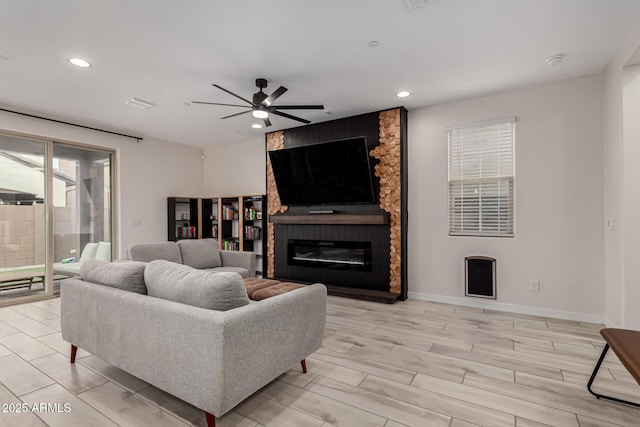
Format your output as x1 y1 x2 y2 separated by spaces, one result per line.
268 136 376 206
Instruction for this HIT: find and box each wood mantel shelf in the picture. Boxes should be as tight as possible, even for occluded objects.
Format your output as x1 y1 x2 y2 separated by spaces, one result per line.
269 213 390 225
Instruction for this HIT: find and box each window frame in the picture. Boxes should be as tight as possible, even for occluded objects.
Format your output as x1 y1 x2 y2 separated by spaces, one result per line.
447 117 516 238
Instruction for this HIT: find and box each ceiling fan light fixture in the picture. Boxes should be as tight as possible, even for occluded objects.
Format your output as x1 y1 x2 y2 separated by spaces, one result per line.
252 110 269 119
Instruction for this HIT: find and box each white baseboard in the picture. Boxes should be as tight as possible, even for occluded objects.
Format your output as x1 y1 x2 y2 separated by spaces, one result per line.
407 291 604 324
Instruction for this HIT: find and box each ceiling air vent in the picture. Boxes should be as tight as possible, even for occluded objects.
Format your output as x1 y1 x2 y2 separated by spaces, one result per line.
122 97 156 109
404 0 437 10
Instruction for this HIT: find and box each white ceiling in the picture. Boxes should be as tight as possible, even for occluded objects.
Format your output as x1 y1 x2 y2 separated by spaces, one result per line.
1 0 639 147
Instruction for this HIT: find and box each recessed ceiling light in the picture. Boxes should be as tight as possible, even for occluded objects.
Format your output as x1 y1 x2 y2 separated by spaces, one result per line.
252 110 269 119
68 58 92 68
367 41 380 48
396 91 411 98
251 123 263 129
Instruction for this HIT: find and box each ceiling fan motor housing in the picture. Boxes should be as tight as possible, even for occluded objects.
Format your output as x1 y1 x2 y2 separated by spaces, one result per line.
253 91 267 105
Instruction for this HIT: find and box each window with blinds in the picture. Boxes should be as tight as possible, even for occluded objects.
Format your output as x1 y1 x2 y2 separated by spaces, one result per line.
448 118 515 237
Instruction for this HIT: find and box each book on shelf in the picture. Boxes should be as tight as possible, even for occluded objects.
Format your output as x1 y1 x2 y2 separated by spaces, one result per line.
222 205 236 220
222 239 239 251
177 226 197 239
243 225 262 240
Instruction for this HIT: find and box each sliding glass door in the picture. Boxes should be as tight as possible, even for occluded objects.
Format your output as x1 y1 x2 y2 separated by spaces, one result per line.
0 133 114 303
0 134 47 300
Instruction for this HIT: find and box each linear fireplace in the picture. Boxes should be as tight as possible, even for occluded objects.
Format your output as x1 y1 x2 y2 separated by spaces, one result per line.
288 240 372 272
273 223 390 292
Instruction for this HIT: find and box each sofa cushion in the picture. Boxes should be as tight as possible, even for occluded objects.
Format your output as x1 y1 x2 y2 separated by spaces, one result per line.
144 260 249 311
128 242 182 264
80 260 147 294
177 239 222 269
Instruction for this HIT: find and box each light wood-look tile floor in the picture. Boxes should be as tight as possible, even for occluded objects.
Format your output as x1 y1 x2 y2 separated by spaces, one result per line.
0 296 638 426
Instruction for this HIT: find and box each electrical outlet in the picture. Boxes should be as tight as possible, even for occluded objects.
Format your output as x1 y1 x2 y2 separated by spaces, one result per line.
530 280 540 292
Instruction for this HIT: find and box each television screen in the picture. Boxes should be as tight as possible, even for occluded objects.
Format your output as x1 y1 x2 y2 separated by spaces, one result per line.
268 137 376 205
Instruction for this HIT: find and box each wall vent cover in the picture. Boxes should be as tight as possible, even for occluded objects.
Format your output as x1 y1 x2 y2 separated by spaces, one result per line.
404 0 437 10
122 97 156 109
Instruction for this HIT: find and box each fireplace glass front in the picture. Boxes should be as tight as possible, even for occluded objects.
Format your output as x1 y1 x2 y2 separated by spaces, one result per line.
287 240 372 272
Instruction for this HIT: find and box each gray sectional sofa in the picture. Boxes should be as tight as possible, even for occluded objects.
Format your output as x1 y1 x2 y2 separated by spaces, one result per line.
61 259 326 427
127 239 256 278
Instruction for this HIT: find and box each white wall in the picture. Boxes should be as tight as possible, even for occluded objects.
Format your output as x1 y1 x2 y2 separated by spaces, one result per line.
408 75 605 321
0 108 204 257
622 66 640 329
603 20 640 328
203 137 265 196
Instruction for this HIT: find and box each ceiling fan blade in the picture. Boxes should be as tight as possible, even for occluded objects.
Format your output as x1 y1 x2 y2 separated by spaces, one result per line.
263 117 272 127
212 84 256 106
271 105 325 110
271 110 311 124
219 109 252 120
192 101 251 108
262 86 288 107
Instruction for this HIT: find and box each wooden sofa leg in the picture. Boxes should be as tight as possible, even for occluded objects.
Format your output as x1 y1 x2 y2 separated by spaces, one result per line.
301 359 307 374
70 345 78 363
205 411 215 427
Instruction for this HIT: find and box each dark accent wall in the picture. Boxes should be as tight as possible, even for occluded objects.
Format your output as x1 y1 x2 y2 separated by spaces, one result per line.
267 107 408 300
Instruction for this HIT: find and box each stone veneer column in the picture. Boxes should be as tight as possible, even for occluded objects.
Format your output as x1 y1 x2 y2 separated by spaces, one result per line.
370 108 402 294
265 131 288 278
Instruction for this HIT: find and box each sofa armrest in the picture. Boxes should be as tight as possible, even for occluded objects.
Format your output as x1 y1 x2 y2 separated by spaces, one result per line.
218 283 327 412
220 250 256 275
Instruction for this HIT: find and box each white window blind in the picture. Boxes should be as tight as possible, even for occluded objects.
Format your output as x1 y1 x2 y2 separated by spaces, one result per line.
448 118 515 237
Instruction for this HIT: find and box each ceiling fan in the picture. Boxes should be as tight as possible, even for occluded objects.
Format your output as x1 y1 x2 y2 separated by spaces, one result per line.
192 78 324 127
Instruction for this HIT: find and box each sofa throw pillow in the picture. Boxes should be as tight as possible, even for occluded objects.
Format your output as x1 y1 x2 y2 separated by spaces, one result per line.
144 260 249 311
78 242 99 262
177 239 222 269
80 260 147 294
